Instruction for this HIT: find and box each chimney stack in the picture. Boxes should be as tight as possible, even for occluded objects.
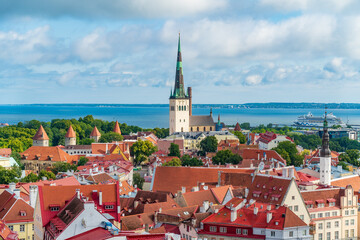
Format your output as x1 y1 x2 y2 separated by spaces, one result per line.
99 191 103 205
9 182 16 192
267 212 272 223
181 186 186 194
29 185 38 208
230 205 237 222
254 207 258 215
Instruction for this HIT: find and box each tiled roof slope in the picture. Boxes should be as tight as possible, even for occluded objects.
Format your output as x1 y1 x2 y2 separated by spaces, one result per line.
90 126 101 137
65 125 76 138
113 121 121 134
21 146 76 163
152 166 255 194
33 125 49 140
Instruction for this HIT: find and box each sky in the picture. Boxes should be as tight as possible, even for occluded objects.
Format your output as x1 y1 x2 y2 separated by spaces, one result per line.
1 0 360 104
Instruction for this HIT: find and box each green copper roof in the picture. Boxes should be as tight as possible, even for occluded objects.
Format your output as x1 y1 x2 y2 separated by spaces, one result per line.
170 33 188 99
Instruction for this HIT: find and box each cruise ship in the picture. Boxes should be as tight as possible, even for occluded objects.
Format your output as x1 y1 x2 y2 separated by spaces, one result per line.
294 112 346 127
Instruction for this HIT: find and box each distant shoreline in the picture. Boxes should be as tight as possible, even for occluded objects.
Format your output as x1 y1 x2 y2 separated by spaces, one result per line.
1 103 360 109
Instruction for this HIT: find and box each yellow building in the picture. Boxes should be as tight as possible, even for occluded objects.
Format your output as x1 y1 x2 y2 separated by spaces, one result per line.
0 189 34 240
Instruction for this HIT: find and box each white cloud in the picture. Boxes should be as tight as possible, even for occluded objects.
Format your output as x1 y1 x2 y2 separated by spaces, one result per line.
57 71 79 86
245 75 263 85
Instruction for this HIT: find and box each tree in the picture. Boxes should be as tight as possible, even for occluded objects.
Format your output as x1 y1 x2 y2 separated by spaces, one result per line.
200 136 218 154
272 141 303 167
339 153 351 163
163 158 181 166
240 122 250 130
345 149 360 163
10 152 24 170
79 138 95 145
130 139 157 165
38 170 56 180
77 157 89 166
133 173 144 189
212 150 243 165
233 131 246 144
21 173 39 183
0 166 20 184
168 143 181 158
337 161 349 171
181 155 203 166
99 132 124 143
51 162 77 174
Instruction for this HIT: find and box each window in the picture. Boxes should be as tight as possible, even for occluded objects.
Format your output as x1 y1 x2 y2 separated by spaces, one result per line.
332 211 337 216
345 230 349 238
326 232 331 240
348 200 352 206
335 231 339 240
300 215 304 220
219 227 227 233
243 229 248 235
325 212 330 217
209 226 217 232
351 219 355 225
318 223 323 230
303 230 307 236
292 196 295 200
318 213 323 218
8 225 13 231
345 220 349 226
288 206 292 211
345 210 349 215
311 214 315 219
105 205 114 209
329 202 335 207
271 231 275 237
351 209 355 215
318 233 323 240
20 211 26 216
335 221 339 227
32 224 34 231
294 205 298 212
318 203 324 208
289 231 293 237
50 206 60 211
351 229 354 237
326 222 331 228
236 229 241 234
20 225 25 232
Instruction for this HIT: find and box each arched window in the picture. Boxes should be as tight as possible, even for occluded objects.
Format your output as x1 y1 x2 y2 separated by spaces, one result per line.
181 127 184 132
182 106 184 111
179 106 181 111
197 127 199 131
210 127 212 131
190 127 193 132
184 106 186 111
204 127 206 131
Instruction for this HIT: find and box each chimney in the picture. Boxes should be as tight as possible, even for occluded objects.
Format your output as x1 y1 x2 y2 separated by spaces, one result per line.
218 171 223 186
106 143 109 154
13 189 20 198
99 191 103 205
192 186 199 192
203 185 208 190
101 167 105 173
89 169 93 175
145 224 149 233
267 205 271 211
181 186 186 194
254 207 258 215
9 182 16 192
266 212 272 223
117 205 121 214
201 200 210 213
282 168 288 178
245 188 249 198
188 87 192 116
230 206 237 222
76 189 80 198
289 167 294 179
29 185 38 208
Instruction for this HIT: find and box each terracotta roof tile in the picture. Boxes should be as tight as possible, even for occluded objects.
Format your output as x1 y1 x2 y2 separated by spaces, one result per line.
90 126 101 137
182 189 218 207
21 146 76 163
234 122 241 131
331 176 360 191
65 125 76 138
210 185 232 203
21 176 80 194
113 121 121 134
33 125 49 140
86 173 114 184
0 191 34 223
301 188 343 208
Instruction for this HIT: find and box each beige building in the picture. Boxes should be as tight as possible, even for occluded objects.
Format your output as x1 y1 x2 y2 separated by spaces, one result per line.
301 186 358 240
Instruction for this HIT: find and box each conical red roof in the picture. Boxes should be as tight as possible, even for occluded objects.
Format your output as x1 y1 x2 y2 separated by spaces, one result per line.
90 126 101 137
33 125 49 140
234 122 241 131
65 125 76 138
113 121 121 134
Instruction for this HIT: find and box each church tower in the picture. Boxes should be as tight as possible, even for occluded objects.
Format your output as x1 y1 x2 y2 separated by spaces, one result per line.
33 125 49 147
169 34 190 134
320 109 332 185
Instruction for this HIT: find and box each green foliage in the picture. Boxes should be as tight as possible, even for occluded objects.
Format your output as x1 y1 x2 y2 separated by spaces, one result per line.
38 170 56 180
329 137 360 152
99 132 124 143
79 138 95 145
233 131 246 144
290 134 321 150
168 143 181 158
272 141 303 166
163 158 182 166
212 150 243 165
77 157 89 166
337 161 350 171
240 122 251 130
200 136 218 154
252 125 295 135
21 173 39 183
130 139 157 166
148 128 169 139
338 150 360 167
133 173 145 189
181 155 203 166
51 162 77 175
0 166 21 184
10 152 24 170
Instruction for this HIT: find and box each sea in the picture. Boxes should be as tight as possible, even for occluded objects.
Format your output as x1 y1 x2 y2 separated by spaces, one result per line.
0 104 360 129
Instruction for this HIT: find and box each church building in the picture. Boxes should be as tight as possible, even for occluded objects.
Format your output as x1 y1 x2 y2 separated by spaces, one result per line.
169 34 215 134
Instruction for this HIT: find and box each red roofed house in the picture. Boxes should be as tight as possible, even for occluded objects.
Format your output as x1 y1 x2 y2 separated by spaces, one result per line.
90 126 101 143
257 131 293 150
0 189 34 240
0 219 18 240
304 149 339 167
301 186 358 240
234 122 241 132
33 183 122 240
65 125 76 146
0 148 11 157
20 146 77 173
199 198 311 239
33 125 49 147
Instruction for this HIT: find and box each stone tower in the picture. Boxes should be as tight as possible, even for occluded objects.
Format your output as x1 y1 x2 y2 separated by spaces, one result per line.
65 125 77 146
113 121 121 135
169 33 190 134
90 126 101 143
320 109 332 185
33 125 49 147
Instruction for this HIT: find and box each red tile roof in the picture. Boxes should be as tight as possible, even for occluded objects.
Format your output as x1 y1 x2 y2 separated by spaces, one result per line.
234 122 241 131
66 227 112 240
301 188 343 208
86 173 116 184
152 166 255 194
0 191 34 223
21 176 80 194
242 149 286 164
113 121 121 134
331 176 360 191
21 146 76 163
90 126 101 137
65 125 76 138
0 148 11 157
33 125 49 140
0 219 18 240
181 189 219 207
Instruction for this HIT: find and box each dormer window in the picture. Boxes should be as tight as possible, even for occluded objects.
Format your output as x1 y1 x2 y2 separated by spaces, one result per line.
105 205 114 210
20 211 26 216
49 204 60 211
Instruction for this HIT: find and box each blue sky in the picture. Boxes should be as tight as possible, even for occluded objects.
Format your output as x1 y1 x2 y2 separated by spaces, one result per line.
1 0 360 104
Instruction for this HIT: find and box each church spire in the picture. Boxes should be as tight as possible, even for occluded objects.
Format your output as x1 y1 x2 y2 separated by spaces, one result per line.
170 33 187 99
320 106 331 157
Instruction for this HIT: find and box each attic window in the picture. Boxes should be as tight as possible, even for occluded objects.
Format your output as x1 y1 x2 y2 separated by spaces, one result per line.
105 205 114 210
49 205 60 211
272 187 276 190
279 187 282 191
184 211 189 215
256 184 260 188
20 211 26 216
263 185 266 189
275 221 279 225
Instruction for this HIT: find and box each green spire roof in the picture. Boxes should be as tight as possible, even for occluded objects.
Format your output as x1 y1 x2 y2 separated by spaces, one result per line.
170 33 188 99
